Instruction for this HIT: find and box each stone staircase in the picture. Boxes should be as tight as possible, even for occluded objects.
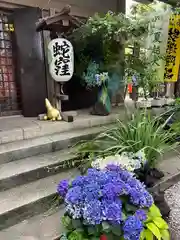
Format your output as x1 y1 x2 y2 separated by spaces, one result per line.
0 110 121 240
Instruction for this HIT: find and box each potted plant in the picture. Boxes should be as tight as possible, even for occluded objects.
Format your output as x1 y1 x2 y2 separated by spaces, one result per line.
82 61 112 116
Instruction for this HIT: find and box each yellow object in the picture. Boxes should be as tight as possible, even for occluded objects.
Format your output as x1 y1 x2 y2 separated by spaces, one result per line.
9 24 14 32
164 15 180 82
44 98 62 121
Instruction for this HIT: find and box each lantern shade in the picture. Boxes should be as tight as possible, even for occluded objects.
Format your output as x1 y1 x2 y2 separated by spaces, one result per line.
48 38 74 82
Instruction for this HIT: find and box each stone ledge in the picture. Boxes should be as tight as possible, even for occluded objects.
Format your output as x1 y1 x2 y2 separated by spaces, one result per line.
0 109 122 145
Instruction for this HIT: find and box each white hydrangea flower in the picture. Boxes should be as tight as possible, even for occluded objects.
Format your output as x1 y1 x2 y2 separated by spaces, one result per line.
91 150 146 172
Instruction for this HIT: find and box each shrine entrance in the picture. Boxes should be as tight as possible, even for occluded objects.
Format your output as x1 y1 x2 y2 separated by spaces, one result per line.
0 11 20 116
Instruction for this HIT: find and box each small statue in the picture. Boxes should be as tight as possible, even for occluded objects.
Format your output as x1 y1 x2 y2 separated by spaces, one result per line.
44 98 62 121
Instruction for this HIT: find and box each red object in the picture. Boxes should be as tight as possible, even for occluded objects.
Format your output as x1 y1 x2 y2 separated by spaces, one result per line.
100 235 108 240
128 83 133 94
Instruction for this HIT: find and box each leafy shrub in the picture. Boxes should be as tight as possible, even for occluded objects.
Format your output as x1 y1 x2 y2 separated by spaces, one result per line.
75 111 176 167
57 165 170 240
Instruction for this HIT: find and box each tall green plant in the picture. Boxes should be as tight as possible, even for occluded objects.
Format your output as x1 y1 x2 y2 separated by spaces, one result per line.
75 111 176 167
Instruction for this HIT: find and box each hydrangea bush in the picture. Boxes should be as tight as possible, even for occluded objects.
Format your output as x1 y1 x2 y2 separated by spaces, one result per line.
57 165 170 240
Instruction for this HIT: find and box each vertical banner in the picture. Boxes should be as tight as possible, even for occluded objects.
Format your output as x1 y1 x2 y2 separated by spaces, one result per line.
164 15 180 82
146 2 171 84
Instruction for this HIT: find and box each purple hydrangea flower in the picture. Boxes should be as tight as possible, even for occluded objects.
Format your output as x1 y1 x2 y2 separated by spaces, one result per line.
65 186 83 204
71 176 87 187
139 191 154 208
106 164 121 172
83 183 101 201
102 199 122 224
83 200 102 225
102 182 122 200
66 203 82 219
129 186 153 208
57 180 69 197
123 216 143 240
135 209 147 221
58 164 154 228
119 169 133 182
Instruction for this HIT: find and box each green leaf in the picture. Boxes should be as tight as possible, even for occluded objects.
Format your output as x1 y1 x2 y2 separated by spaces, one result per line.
111 225 122 236
72 219 82 229
160 229 170 240
102 221 111 233
140 229 146 240
60 234 68 240
153 217 169 230
149 204 162 218
147 222 161 240
122 212 127 221
88 226 96 236
141 229 153 240
62 216 73 230
125 203 138 213
68 230 83 240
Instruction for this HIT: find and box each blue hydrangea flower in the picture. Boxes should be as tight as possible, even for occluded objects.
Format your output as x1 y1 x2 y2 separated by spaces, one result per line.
102 199 122 224
129 186 153 208
58 164 154 228
119 169 133 182
135 209 147 221
139 191 154 208
83 183 101 201
66 203 82 219
83 200 102 225
102 182 123 200
106 164 121 172
57 180 69 197
71 176 87 187
123 216 143 240
65 186 83 204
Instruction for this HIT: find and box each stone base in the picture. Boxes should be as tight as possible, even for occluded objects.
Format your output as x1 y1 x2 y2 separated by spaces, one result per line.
151 98 166 107
91 102 110 116
136 99 152 109
38 113 74 122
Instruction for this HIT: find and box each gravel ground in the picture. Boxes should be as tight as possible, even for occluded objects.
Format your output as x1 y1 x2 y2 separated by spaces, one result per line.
165 182 180 239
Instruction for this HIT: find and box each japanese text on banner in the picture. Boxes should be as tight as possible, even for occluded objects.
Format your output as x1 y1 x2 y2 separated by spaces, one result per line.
164 15 180 82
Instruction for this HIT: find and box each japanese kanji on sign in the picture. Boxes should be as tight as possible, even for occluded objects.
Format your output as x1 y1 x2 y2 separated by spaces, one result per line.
164 15 180 82
48 38 74 82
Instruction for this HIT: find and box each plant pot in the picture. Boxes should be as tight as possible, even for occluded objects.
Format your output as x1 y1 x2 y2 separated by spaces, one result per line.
151 98 166 108
136 99 152 109
91 85 111 116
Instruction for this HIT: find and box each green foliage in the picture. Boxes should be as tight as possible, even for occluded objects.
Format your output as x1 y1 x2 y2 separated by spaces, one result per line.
82 61 100 88
140 204 170 240
68 230 85 240
69 1 170 95
75 110 176 167
70 10 148 86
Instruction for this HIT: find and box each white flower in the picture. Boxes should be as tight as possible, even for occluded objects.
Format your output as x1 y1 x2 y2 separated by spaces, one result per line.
91 150 147 172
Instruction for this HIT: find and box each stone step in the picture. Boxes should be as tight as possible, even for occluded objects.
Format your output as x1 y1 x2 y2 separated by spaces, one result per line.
0 207 65 240
0 170 78 230
0 125 106 165
0 109 120 144
0 149 77 191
